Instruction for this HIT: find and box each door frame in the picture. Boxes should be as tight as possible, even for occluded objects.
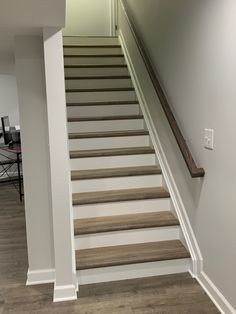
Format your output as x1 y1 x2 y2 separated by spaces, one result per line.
110 0 118 36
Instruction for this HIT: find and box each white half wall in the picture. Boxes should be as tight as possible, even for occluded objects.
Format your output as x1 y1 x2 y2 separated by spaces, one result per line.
63 0 114 36
14 36 54 279
122 0 236 311
43 27 77 302
0 74 19 126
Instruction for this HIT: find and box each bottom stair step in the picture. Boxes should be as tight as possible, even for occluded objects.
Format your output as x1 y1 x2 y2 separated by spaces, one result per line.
76 240 190 270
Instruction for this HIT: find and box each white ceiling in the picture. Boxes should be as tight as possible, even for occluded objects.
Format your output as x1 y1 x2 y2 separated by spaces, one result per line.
0 0 66 73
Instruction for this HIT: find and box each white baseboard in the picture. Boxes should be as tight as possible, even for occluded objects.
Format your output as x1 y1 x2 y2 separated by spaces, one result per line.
196 271 236 314
53 284 77 302
26 268 55 285
27 268 78 302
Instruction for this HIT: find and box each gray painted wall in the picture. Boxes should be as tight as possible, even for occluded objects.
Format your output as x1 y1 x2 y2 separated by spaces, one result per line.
125 0 236 309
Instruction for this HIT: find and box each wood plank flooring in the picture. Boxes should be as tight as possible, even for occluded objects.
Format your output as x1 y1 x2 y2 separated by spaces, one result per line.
71 165 161 180
69 130 149 139
76 240 190 270
0 183 219 313
70 146 155 158
67 114 143 122
74 211 179 235
72 186 170 205
66 100 139 106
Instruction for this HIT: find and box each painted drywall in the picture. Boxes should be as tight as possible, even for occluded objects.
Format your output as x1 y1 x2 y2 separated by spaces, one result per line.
43 27 77 301
63 0 113 36
0 0 65 30
14 36 54 274
0 0 66 77
0 74 19 126
124 0 236 309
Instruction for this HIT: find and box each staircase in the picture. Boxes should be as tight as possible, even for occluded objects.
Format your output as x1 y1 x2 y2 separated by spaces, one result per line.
63 36 191 285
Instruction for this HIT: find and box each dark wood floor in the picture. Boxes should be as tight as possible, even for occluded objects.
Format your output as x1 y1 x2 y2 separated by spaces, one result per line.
0 183 219 313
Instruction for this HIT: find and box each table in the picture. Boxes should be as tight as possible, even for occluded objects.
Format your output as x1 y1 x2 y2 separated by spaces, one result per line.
0 145 23 201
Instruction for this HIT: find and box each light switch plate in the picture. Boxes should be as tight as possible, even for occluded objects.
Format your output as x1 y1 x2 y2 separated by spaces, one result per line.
204 128 214 150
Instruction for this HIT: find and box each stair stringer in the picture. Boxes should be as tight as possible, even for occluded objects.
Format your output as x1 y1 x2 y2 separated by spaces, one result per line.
119 31 203 277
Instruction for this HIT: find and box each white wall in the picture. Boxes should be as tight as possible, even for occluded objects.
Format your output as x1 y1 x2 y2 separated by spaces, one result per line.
0 74 19 126
14 31 76 301
43 27 77 301
0 0 65 30
14 36 54 277
63 0 113 36
124 0 236 310
0 0 66 80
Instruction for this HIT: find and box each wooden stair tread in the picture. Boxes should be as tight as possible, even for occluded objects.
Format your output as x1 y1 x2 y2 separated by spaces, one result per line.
63 36 118 38
74 211 179 235
71 165 161 180
67 100 139 107
68 114 143 122
70 146 155 158
69 129 149 139
65 75 131 80
63 44 121 48
64 64 128 68
76 240 190 270
72 187 170 205
64 54 124 58
66 87 135 93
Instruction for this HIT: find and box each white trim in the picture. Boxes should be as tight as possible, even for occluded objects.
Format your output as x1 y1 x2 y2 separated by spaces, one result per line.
75 226 180 249
26 268 55 285
109 0 117 36
78 258 190 285
53 284 77 302
196 271 236 314
119 30 202 276
43 27 77 301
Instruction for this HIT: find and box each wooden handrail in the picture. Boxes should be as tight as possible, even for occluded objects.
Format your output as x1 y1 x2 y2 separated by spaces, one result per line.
120 0 205 178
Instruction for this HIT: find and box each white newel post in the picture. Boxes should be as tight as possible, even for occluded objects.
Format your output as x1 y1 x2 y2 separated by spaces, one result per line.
43 27 77 302
15 35 55 286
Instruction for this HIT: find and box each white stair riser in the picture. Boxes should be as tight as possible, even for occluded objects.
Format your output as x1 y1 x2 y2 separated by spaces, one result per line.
68 119 144 132
75 226 180 249
63 37 119 45
67 104 140 117
69 135 150 150
77 258 190 285
66 90 136 103
63 47 122 55
73 198 170 219
72 174 162 193
70 154 156 171
64 67 129 76
65 78 133 89
64 57 125 65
